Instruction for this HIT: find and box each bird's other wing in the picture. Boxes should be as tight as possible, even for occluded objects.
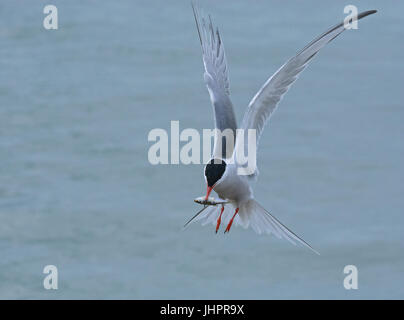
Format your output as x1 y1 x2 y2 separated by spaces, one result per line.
192 4 237 160
235 10 376 174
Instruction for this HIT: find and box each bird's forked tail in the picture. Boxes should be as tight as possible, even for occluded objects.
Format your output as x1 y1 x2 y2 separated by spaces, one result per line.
185 199 320 255
239 199 320 255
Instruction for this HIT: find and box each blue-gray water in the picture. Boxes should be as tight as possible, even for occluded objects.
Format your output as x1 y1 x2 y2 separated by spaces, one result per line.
0 0 403 299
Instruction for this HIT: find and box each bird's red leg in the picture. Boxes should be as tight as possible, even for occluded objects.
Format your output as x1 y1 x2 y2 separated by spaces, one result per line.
215 205 225 233
224 208 239 233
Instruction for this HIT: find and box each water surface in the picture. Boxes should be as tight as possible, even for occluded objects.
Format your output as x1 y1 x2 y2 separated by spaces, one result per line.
0 0 403 299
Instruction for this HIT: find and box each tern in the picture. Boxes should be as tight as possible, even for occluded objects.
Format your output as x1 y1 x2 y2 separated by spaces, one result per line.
185 5 376 254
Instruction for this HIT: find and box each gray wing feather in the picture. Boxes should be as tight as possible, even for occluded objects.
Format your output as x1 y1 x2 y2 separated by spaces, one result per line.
192 4 237 159
239 10 377 157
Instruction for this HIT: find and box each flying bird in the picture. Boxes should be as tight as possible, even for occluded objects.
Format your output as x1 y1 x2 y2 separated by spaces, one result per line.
185 5 376 254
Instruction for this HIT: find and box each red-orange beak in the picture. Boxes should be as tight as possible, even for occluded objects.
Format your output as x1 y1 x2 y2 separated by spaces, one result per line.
205 185 213 201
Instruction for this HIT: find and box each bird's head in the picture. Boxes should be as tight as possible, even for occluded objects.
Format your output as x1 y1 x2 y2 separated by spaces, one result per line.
204 158 227 200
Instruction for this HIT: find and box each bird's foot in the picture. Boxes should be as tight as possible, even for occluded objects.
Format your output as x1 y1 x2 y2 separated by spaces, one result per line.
224 208 239 234
215 205 225 233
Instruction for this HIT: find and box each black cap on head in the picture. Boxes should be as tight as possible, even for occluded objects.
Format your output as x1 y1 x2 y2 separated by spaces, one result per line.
205 159 226 187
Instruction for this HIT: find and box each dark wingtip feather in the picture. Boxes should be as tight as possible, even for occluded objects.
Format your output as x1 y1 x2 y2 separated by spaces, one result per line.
358 10 377 20
191 2 203 46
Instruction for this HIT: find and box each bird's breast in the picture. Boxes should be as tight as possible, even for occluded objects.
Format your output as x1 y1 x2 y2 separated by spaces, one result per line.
214 173 252 204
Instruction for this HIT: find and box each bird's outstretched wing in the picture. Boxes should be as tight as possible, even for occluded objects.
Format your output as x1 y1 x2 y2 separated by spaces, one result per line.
235 10 377 173
192 4 237 159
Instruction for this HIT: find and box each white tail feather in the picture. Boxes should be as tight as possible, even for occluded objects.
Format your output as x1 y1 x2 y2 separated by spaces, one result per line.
185 199 319 255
